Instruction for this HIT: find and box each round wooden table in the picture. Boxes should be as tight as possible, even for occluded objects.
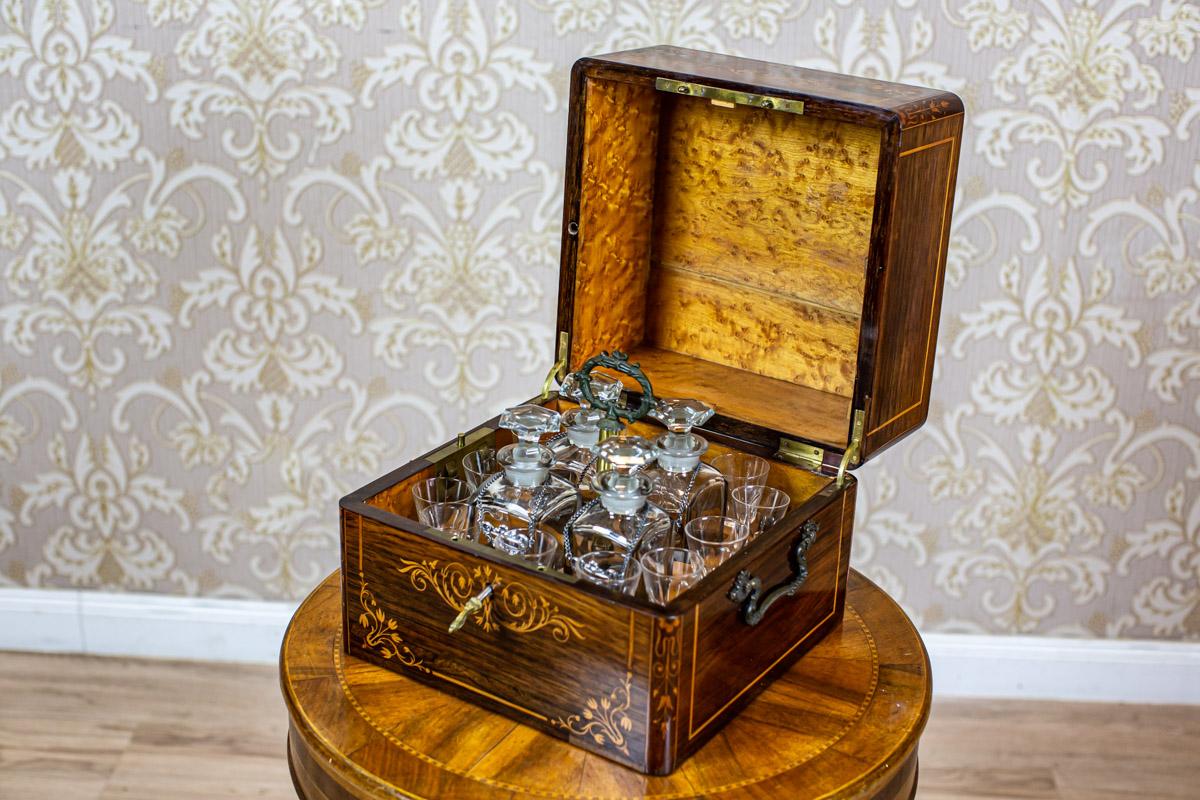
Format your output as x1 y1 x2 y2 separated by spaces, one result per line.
281 571 930 799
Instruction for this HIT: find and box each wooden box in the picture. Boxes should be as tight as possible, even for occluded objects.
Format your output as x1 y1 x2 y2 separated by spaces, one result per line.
339 46 962 775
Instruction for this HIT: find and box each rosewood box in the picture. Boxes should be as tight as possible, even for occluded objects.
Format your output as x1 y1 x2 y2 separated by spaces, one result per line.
339 46 962 774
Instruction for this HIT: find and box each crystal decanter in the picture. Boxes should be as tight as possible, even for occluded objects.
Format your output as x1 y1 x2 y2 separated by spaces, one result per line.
472 404 580 558
549 371 625 487
549 406 607 489
643 398 727 545
563 435 672 566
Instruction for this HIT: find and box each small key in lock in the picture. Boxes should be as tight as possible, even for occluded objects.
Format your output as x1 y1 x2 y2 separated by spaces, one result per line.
448 584 495 633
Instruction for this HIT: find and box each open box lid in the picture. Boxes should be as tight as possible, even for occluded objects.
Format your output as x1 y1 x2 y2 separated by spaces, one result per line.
550 46 963 473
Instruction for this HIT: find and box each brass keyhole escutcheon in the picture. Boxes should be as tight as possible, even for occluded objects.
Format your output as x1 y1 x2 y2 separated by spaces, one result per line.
448 583 496 633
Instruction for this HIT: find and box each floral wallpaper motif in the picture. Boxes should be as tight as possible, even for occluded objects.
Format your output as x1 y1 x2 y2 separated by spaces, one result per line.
0 0 1196 640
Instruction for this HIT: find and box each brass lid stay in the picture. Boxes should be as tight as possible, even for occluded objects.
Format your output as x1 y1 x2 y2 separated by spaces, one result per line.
836 409 865 485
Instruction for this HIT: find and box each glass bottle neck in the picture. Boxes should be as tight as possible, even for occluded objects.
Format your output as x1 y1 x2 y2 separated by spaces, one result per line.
499 442 552 487
595 472 651 515
655 431 707 473
566 425 600 450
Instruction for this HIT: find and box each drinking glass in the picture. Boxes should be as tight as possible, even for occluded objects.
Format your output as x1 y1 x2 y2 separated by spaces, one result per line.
730 486 790 538
689 479 728 519
417 501 473 541
710 452 770 509
461 448 500 490
636 523 673 554
574 551 643 595
521 527 560 569
485 521 560 570
684 516 749 574
640 547 704 605
411 477 471 518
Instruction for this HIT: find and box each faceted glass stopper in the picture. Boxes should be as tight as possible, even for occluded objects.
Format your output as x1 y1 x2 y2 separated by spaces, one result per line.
596 435 656 471
650 398 710 472
563 406 606 432
559 372 583 401
650 398 714 434
560 371 623 407
499 404 561 443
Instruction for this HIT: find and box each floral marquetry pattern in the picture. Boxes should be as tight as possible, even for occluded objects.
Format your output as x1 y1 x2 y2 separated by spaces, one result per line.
649 617 682 744
0 0 1196 642
357 574 423 667
554 670 634 757
396 558 586 641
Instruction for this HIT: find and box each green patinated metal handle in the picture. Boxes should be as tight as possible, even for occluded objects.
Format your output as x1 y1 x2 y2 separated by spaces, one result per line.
575 350 655 422
727 521 818 626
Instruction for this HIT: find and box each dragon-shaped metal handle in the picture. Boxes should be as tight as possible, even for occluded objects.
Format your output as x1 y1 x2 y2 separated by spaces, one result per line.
575 350 655 421
727 521 818 626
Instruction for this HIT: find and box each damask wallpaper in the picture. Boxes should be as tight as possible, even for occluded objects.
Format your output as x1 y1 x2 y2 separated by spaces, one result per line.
0 0 1197 640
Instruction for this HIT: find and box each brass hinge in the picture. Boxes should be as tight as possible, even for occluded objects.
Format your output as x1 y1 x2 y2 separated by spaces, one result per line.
775 438 824 472
655 77 805 115
836 409 866 486
540 331 570 400
428 428 495 479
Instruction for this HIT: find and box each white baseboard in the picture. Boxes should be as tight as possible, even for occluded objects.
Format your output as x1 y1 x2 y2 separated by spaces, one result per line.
0 588 84 653
0 588 297 664
924 633 1200 705
1 588 1197 704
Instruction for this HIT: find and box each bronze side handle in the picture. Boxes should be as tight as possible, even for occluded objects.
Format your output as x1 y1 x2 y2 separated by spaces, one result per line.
727 521 818 626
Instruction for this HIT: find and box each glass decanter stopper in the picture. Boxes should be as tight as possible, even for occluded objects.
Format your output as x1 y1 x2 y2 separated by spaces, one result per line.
550 371 625 489
558 370 623 409
643 398 726 544
473 404 580 562
564 436 671 568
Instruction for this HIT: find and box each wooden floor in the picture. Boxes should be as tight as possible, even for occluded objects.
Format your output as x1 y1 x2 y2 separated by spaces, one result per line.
0 651 1196 799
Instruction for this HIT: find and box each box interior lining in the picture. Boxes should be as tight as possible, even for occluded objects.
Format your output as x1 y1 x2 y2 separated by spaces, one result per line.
569 77 882 449
365 397 834 603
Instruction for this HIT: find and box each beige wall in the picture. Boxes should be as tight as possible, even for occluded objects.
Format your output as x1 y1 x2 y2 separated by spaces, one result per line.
0 0 1197 639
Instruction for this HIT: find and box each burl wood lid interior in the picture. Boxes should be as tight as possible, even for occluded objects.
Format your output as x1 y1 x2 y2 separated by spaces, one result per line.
559 66 886 453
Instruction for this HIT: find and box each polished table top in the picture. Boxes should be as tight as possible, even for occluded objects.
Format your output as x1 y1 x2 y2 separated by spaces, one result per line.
281 570 930 799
